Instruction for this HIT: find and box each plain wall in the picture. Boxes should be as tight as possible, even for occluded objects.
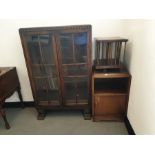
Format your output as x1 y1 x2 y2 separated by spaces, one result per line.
0 19 126 101
124 20 155 134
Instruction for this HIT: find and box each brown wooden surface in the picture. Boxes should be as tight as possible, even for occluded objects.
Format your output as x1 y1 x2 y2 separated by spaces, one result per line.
93 115 124 121
93 72 130 79
94 95 126 115
94 37 128 70
19 25 92 119
19 25 91 33
0 67 24 129
94 37 128 42
92 70 131 121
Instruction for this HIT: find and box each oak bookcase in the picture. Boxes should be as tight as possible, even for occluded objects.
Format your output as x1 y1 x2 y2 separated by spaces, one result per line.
19 25 92 119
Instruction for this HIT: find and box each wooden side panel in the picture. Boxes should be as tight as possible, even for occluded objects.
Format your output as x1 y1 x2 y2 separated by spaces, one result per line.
0 68 19 100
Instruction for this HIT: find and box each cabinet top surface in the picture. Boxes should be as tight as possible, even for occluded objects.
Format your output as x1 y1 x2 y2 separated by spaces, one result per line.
0 67 14 76
19 25 92 32
94 37 128 42
93 70 131 78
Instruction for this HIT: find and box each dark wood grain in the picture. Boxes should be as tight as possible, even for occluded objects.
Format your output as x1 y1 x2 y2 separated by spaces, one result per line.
19 25 92 120
94 37 128 71
0 67 24 129
92 68 131 121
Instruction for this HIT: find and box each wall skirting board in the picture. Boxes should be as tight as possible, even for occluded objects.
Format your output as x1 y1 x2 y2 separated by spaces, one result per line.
4 101 135 135
124 116 136 135
4 101 35 107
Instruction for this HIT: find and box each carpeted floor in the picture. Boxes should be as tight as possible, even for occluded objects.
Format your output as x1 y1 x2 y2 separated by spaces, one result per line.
0 108 128 135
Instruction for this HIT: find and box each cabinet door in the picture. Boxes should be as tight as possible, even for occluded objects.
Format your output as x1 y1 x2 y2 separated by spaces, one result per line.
23 33 61 105
59 32 87 64
57 32 89 106
94 95 126 116
63 77 88 105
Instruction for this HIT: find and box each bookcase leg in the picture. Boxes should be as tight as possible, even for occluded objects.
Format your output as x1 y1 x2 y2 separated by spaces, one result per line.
37 109 46 120
83 108 91 120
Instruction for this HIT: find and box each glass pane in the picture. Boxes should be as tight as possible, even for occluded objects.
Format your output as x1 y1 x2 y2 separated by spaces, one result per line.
26 34 55 64
74 33 87 63
40 35 55 64
62 64 88 76
26 35 40 64
59 33 73 64
64 77 88 105
59 32 87 64
32 65 57 77
25 34 60 104
34 77 59 102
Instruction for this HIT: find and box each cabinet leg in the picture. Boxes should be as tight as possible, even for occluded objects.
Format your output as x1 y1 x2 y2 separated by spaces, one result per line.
0 104 10 129
17 87 25 108
37 109 46 120
83 108 91 120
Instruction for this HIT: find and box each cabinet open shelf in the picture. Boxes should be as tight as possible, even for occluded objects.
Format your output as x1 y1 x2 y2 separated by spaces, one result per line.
94 78 128 94
94 90 127 95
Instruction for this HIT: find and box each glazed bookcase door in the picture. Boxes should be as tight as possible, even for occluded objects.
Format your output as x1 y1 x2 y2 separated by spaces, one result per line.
23 33 61 106
57 32 89 106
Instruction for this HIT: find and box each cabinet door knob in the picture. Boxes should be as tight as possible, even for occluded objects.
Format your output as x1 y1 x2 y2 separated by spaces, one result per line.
95 97 99 105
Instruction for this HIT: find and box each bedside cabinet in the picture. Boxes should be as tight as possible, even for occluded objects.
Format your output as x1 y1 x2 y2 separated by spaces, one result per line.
92 70 131 121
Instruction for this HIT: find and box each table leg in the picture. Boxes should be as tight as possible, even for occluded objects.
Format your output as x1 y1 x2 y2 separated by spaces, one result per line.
17 87 25 108
0 103 10 129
